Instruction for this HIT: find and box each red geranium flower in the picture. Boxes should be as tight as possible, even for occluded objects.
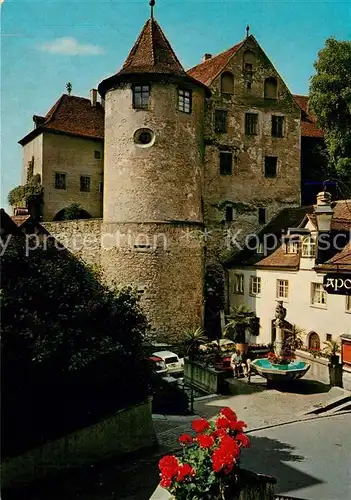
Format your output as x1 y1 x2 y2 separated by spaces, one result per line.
216 416 231 430
229 420 247 432
220 434 240 457
178 433 193 446
221 407 237 422
236 432 250 448
160 476 172 488
177 463 195 482
192 418 210 434
158 455 179 479
211 428 227 439
197 434 215 449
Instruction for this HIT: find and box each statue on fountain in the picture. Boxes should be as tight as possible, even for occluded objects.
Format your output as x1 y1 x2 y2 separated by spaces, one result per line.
274 301 287 360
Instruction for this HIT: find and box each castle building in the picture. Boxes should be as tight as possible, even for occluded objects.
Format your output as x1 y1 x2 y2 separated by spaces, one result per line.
15 8 324 339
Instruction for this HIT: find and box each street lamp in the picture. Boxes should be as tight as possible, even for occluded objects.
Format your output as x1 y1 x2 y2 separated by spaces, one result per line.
314 191 334 232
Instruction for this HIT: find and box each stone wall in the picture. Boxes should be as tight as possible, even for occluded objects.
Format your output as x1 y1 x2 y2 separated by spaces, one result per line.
101 222 205 341
42 132 103 220
42 218 102 267
2 398 156 489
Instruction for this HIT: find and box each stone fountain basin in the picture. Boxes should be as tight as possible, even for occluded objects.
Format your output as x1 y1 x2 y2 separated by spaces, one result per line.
251 358 310 382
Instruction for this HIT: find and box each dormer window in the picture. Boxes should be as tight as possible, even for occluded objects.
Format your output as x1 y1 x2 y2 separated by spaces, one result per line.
264 77 278 99
178 89 192 113
286 238 300 254
133 84 150 110
302 236 316 258
221 72 234 95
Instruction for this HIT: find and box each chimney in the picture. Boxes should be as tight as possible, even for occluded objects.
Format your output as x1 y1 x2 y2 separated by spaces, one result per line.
202 53 212 62
90 89 98 107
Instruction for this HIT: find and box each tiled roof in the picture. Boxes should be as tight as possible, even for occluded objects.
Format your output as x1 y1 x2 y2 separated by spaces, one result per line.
19 94 104 146
98 17 210 97
255 245 300 269
120 18 186 76
316 241 351 272
225 206 313 268
292 95 324 139
307 201 351 230
227 201 351 271
11 215 31 227
187 42 244 87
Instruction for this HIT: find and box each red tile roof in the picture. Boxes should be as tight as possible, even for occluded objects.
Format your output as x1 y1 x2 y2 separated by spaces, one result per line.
120 18 186 76
11 215 31 227
316 242 351 272
19 94 104 146
293 95 323 139
98 18 210 97
255 245 300 269
307 201 351 230
187 42 244 87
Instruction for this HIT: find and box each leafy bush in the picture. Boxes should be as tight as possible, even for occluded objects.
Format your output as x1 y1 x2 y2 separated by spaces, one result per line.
1 234 149 456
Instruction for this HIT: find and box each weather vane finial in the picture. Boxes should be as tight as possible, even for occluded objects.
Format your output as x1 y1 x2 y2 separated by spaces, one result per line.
150 0 155 19
246 25 250 38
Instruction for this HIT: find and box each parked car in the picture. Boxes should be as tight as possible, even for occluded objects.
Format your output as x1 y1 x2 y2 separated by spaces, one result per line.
152 351 184 375
148 355 168 376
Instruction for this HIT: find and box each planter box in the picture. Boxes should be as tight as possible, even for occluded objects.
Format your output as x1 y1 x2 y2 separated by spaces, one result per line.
184 360 228 394
150 468 276 499
1 398 157 489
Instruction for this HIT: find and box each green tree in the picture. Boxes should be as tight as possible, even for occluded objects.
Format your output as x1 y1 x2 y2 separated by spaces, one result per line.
223 305 255 343
309 38 351 189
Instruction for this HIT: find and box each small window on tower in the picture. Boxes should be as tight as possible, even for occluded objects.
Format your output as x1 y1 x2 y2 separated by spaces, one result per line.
94 150 101 159
214 110 228 133
133 84 150 110
219 151 232 175
178 89 192 113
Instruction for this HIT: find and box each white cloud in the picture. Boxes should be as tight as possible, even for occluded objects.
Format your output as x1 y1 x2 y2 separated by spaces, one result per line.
38 37 104 56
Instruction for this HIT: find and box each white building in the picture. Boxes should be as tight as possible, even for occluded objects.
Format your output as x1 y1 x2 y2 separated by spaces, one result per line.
226 195 351 350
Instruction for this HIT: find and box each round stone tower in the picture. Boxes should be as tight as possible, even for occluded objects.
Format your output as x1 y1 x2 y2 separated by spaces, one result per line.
98 13 210 341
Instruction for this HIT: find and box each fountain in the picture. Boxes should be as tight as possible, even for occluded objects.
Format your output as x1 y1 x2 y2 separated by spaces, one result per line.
251 302 310 383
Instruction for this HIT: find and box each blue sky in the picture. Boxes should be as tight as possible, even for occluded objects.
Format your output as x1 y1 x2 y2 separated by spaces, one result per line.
1 0 350 211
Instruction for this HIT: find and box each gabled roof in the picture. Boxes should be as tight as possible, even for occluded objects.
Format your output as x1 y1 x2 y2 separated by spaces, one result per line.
98 18 210 97
293 95 323 139
19 94 104 146
187 41 244 87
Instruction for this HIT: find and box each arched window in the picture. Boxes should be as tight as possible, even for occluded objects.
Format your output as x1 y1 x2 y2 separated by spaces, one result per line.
243 50 255 72
221 72 234 95
264 77 278 99
308 332 320 351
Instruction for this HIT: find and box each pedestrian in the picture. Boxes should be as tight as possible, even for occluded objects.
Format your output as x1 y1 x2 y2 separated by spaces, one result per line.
230 349 242 378
242 353 252 383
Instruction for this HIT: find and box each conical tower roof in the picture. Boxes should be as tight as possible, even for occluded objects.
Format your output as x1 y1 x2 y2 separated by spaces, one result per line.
98 17 210 97
120 18 186 76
